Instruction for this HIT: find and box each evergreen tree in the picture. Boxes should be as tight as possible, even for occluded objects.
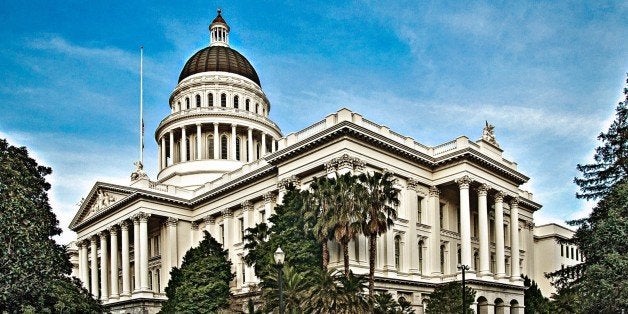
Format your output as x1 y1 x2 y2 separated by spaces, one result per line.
161 231 234 313
574 74 628 200
0 138 101 312
424 281 476 314
522 275 551 314
243 186 321 280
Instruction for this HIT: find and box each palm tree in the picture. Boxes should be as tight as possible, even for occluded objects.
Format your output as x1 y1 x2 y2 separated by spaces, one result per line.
329 173 365 276
260 265 311 313
306 176 336 270
358 171 400 304
301 269 369 314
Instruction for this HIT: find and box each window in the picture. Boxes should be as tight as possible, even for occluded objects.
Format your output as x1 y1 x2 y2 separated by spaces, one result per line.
239 217 245 242
207 134 214 159
571 247 574 259
155 269 161 292
241 259 246 284
263 108 266 115
185 97 190 109
260 210 265 222
566 246 570 258
394 235 401 270
256 143 261 160
236 137 241 161
177 101 181 111
221 93 226 107
490 253 495 273
245 99 250 111
185 138 191 161
234 95 239 108
474 251 479 270
440 245 445 274
195 94 201 107
457 208 461 233
561 244 564 257
208 93 214 106
457 247 461 264
255 103 259 113
439 204 444 229
220 224 225 246
148 270 153 289
490 220 495 242
575 249 579 261
418 240 424 274
417 196 423 223
221 135 228 159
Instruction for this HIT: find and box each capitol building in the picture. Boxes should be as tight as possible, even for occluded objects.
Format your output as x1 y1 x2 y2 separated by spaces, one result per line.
68 11 575 313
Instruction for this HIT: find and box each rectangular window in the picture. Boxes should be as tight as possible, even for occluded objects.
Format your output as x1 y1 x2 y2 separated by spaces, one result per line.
561 244 564 257
566 245 570 258
571 247 574 259
417 196 423 223
260 210 266 222
457 208 461 233
220 224 225 246
239 217 245 242
439 204 445 229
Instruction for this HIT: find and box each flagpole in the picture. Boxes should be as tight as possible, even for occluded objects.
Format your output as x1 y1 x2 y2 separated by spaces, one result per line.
139 46 144 165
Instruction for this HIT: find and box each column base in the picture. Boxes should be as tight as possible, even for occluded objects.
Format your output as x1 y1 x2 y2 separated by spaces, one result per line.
457 271 476 280
132 290 155 299
478 270 492 278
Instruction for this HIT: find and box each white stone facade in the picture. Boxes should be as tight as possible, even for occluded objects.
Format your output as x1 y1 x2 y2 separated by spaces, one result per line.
68 11 574 314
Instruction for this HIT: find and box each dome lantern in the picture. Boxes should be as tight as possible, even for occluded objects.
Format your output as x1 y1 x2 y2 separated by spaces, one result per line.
209 9 230 47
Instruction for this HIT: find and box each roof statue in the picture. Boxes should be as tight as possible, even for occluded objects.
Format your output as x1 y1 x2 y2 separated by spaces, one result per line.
482 120 500 147
131 160 149 181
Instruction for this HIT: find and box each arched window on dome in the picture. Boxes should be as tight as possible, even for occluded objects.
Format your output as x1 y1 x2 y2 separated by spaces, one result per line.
263 107 266 116
207 134 214 159
221 93 227 107
245 99 250 111
177 102 181 111
235 137 241 161
195 95 201 107
234 95 239 109
208 93 214 107
255 103 259 114
185 97 190 110
221 135 228 159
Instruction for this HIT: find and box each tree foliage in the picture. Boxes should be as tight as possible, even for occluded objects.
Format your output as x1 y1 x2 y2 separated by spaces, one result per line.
0 138 101 312
244 186 322 280
161 231 235 313
373 292 415 314
548 182 628 313
574 74 628 200
425 281 476 314
522 275 551 314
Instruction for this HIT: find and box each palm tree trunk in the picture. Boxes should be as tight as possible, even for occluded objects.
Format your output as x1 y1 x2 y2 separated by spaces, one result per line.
368 234 376 312
343 241 350 277
322 240 329 270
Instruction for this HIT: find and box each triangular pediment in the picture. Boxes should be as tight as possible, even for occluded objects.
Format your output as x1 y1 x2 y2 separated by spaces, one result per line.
69 182 134 230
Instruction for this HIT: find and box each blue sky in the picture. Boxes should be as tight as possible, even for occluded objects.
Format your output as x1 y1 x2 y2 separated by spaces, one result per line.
1 1 626 244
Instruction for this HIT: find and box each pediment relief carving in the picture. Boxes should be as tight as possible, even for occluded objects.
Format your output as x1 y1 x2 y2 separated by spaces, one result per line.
86 189 126 218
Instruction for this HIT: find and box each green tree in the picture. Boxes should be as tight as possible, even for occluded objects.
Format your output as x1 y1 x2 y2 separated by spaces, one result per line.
260 265 311 313
46 277 104 313
425 281 476 314
574 74 628 200
358 171 399 302
307 176 336 270
522 275 551 314
244 186 322 280
161 231 234 313
548 182 628 313
300 269 368 314
0 138 101 312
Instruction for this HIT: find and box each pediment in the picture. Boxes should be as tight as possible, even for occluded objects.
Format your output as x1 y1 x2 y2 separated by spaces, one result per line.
69 182 133 230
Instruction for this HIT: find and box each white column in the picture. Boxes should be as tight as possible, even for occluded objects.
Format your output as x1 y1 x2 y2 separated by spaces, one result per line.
169 130 174 166
406 180 419 274
510 198 521 281
428 186 441 276
181 126 187 162
478 184 490 277
223 210 233 260
271 138 276 153
160 136 166 169
99 231 109 301
247 128 253 162
231 124 237 161
120 221 131 297
196 124 202 160
213 123 219 159
494 191 506 279
90 236 99 298
138 213 150 291
167 218 179 268
109 227 119 299
385 229 395 270
264 192 277 222
204 216 215 239
261 131 266 157
80 241 89 290
456 176 472 275
133 217 140 292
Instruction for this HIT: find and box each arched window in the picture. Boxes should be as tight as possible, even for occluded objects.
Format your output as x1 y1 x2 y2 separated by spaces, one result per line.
394 235 401 270
255 103 259 113
474 251 479 270
245 99 250 111
490 253 495 273
208 93 214 107
235 137 241 161
177 102 181 111
263 108 266 115
185 97 190 109
207 134 214 159
195 95 201 107
221 93 227 107
418 240 424 274
234 95 239 109
221 135 228 159
440 245 445 274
